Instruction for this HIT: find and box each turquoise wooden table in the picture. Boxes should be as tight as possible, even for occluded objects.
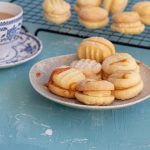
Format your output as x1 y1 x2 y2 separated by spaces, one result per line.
1 2 150 149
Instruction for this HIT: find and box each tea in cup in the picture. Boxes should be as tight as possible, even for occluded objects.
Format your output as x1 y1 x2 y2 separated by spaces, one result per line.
0 2 23 59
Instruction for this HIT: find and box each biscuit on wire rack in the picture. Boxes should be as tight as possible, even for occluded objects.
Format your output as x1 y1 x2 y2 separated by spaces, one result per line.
42 0 71 24
111 12 145 34
74 0 101 13
132 1 150 25
77 6 109 29
104 0 128 14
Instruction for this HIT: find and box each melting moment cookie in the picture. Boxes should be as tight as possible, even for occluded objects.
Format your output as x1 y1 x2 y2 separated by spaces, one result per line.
77 37 115 62
70 59 102 80
77 6 109 29
102 53 139 79
42 0 71 24
108 71 143 100
111 12 145 34
104 0 128 14
75 79 115 105
132 1 150 25
74 0 101 13
48 66 85 98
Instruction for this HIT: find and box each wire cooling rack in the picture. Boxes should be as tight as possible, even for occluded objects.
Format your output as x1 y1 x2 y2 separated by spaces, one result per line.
11 0 150 49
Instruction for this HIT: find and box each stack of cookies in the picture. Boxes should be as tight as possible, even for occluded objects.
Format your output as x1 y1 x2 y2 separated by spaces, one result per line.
75 0 149 33
132 1 150 25
42 0 150 34
111 12 145 34
75 80 115 105
42 0 71 24
74 0 109 29
102 53 143 100
74 0 101 13
47 37 144 106
48 66 85 98
104 0 128 14
74 0 129 29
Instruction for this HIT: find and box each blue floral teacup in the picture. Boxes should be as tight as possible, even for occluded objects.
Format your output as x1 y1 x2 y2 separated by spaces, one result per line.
0 2 23 58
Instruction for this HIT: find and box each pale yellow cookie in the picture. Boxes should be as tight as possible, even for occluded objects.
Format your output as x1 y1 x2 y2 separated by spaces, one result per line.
70 59 101 80
43 12 71 24
48 81 75 98
108 71 141 90
83 90 111 97
76 79 114 91
111 12 145 34
87 73 102 81
102 65 140 80
50 66 85 90
132 1 150 25
104 0 128 14
74 0 101 13
102 53 138 75
75 92 114 105
77 6 109 29
42 0 71 24
113 80 144 100
77 37 115 62
75 79 114 105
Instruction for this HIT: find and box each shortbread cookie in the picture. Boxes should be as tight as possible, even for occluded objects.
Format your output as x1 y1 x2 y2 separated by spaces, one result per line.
51 66 85 90
48 66 85 98
76 80 114 91
74 0 101 13
75 92 114 105
77 37 115 62
70 59 101 80
75 79 114 105
83 90 111 97
87 74 102 81
48 81 75 98
111 12 145 34
113 80 144 100
132 1 150 25
108 71 141 90
104 0 128 14
77 6 109 29
102 65 140 80
102 53 138 76
42 0 71 24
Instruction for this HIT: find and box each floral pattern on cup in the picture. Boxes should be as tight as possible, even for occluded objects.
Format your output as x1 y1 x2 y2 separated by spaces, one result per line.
7 25 17 40
0 17 22 44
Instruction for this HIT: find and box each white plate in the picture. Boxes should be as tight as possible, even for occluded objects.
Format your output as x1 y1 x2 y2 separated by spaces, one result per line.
0 32 42 68
29 54 150 110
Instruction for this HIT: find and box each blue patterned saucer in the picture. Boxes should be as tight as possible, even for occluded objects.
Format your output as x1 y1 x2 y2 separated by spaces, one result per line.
0 32 42 68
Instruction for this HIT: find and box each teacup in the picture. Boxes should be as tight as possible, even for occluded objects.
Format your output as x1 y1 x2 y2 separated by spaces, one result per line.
0 2 23 59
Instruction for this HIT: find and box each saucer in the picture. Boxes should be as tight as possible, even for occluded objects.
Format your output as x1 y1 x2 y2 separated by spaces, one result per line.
0 32 42 68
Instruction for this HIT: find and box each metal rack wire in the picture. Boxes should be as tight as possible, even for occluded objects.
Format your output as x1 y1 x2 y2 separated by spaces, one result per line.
11 0 150 49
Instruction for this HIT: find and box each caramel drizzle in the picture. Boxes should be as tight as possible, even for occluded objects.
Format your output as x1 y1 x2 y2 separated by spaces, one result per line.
35 72 41 77
110 59 128 65
47 67 74 95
